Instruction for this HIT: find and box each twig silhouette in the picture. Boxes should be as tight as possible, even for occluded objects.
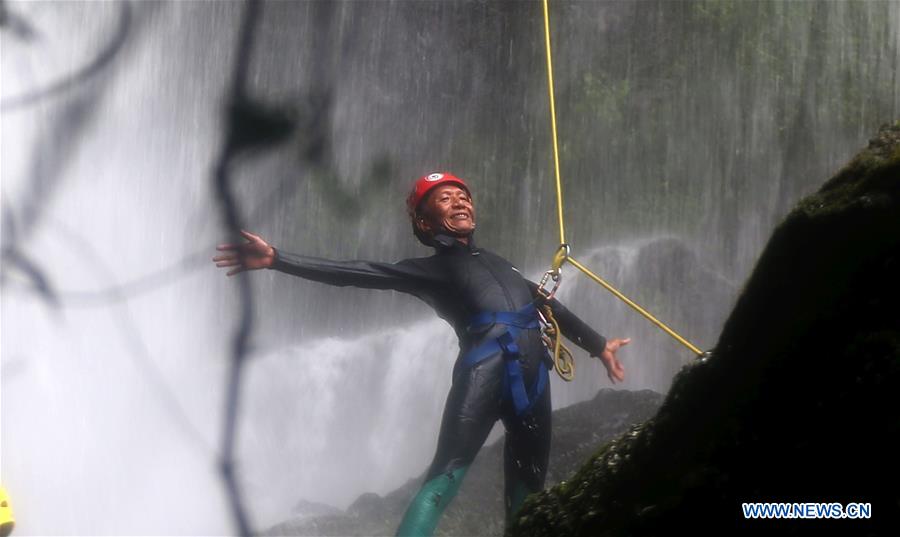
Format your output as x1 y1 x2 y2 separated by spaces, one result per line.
45 216 215 455
54 250 210 307
0 197 59 308
214 1 270 534
0 0 39 41
1 1 132 111
0 0 131 112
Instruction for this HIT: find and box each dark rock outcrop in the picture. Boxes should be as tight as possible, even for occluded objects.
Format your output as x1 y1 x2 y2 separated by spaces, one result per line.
509 123 900 537
264 389 663 536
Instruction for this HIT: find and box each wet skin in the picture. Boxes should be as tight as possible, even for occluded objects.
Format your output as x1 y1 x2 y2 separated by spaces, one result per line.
414 185 475 244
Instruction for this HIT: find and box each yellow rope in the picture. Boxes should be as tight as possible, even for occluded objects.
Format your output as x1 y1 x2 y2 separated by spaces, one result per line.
542 0 566 245
541 305 575 381
540 0 704 358
568 258 705 356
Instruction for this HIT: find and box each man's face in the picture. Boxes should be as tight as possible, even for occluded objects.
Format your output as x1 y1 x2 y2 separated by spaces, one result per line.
417 184 476 238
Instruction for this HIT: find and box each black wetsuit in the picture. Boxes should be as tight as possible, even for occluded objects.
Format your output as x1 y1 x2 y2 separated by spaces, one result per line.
270 233 606 534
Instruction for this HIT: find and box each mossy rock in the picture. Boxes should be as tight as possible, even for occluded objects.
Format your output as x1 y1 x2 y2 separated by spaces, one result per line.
509 122 900 537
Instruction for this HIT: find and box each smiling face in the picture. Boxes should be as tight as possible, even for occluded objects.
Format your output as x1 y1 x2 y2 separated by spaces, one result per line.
415 184 476 242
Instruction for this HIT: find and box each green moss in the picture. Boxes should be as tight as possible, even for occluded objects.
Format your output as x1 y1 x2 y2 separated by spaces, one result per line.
796 123 900 218
890 144 900 165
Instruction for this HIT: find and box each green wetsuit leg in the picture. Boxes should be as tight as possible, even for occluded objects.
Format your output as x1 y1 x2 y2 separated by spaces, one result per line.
502 382 552 525
395 352 506 537
396 466 468 537
505 479 531 525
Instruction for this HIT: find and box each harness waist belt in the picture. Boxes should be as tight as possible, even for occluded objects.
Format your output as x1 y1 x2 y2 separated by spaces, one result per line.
463 303 548 416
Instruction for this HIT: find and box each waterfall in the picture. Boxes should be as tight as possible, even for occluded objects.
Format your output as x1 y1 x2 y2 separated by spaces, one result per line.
2 1 897 533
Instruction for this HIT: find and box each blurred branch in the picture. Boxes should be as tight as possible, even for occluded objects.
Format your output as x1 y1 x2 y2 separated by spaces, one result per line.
1 1 142 312
0 198 59 308
52 250 210 307
214 0 276 534
1 1 132 111
11 1 147 250
0 0 38 41
1 212 215 456
45 216 215 455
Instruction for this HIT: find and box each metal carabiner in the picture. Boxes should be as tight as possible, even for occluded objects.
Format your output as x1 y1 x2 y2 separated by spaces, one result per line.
537 268 562 300
537 243 569 300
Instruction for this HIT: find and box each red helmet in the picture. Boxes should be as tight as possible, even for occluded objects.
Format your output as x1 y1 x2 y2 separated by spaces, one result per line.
406 172 471 217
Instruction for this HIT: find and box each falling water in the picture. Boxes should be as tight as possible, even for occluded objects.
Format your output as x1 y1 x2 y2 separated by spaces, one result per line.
2 1 898 533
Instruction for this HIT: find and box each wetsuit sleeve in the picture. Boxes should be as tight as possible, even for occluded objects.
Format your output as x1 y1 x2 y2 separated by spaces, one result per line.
527 281 607 357
269 248 442 294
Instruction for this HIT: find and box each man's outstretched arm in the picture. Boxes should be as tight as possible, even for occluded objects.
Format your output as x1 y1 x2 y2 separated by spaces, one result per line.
213 230 442 293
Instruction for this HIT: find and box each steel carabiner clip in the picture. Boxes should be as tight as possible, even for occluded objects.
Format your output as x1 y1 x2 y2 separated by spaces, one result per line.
537 269 561 299
537 243 569 300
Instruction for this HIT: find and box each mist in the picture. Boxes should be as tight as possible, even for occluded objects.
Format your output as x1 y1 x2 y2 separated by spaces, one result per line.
2 1 897 534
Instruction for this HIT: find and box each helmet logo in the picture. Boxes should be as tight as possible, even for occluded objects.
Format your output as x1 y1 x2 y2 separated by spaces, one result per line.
426 173 444 182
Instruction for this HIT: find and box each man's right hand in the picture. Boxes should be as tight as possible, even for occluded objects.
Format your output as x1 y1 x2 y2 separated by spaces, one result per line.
213 230 275 276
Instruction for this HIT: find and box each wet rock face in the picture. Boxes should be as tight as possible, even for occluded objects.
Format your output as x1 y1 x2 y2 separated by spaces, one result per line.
263 389 664 536
509 122 900 537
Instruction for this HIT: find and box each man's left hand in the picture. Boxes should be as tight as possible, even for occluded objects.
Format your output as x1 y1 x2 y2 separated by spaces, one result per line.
599 338 630 384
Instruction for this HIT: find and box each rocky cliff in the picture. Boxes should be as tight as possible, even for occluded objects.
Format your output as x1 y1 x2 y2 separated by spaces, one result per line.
509 123 900 537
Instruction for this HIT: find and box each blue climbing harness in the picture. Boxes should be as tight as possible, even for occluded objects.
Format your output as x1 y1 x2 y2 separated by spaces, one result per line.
463 302 549 416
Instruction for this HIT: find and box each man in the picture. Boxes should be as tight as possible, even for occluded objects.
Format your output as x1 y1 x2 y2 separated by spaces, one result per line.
213 172 629 536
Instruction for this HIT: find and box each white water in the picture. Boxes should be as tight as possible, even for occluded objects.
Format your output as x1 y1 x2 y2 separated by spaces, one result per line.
2 1 897 534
